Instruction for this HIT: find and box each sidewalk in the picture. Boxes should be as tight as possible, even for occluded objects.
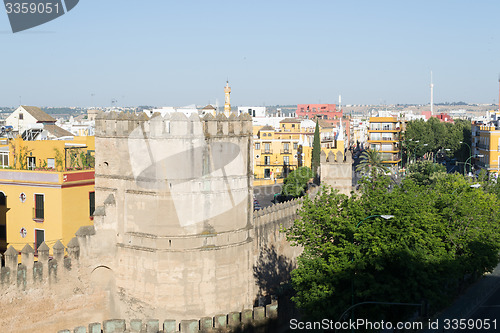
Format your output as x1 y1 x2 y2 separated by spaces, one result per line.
421 263 500 332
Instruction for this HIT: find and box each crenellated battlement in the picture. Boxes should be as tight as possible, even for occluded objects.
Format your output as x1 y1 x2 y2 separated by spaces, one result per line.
95 111 253 138
0 228 96 291
320 150 353 196
320 150 353 164
253 197 303 226
56 301 278 333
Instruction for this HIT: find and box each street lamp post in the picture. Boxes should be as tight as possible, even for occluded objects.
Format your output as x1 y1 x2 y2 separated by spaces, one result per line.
351 214 395 326
464 154 483 176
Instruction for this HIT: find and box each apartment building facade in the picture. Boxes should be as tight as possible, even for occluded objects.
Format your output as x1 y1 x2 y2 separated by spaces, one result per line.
253 118 344 184
0 137 95 253
367 115 402 165
472 113 500 175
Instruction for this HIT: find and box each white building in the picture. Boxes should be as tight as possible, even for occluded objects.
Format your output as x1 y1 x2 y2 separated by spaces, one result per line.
238 106 266 118
5 106 74 140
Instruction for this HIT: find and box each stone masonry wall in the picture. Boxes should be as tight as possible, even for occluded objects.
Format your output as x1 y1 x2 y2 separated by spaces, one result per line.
320 150 353 196
253 198 303 300
0 227 118 333
93 112 256 321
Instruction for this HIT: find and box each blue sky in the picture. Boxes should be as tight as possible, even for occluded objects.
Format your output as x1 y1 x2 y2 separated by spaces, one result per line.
1 0 499 107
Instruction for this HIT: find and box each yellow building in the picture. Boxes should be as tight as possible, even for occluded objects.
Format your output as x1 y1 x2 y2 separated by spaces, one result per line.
0 137 95 253
367 115 402 165
472 114 500 174
253 119 344 185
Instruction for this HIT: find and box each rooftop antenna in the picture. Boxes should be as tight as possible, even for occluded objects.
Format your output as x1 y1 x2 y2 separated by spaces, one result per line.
430 71 434 115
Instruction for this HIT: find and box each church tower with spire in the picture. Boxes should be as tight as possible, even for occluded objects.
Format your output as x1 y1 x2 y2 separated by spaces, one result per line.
224 81 231 117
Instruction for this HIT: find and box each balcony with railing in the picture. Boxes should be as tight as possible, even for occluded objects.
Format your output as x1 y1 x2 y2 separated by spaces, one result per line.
477 143 489 150
262 149 273 155
280 149 292 154
368 125 401 132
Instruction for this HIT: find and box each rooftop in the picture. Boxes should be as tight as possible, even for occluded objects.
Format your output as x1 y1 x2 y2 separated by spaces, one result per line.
20 106 56 123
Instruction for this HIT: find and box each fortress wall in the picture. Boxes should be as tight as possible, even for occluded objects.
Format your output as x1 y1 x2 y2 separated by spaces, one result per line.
94 112 256 320
252 198 304 298
320 150 353 196
56 301 278 333
0 233 117 333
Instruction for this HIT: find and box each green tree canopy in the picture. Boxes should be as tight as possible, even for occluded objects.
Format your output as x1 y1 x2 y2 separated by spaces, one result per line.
407 160 446 186
403 118 471 163
286 173 500 321
281 166 314 198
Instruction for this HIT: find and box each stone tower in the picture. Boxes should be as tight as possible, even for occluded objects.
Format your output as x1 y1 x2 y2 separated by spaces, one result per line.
224 81 231 117
93 111 255 320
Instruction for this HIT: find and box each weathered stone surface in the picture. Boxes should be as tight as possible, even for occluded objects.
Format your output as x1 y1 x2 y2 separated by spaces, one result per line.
228 312 241 327
103 319 126 333
266 303 278 319
145 319 159 333
89 322 102 333
200 317 212 330
73 326 86 333
214 315 227 328
320 152 353 196
180 320 199 333
253 307 265 321
33 262 43 283
17 264 27 290
241 309 253 324
67 237 80 260
130 319 142 332
4 246 18 271
75 225 97 236
163 320 176 333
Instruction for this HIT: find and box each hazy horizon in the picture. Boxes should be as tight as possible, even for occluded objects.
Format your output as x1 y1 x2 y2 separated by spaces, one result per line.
1 1 500 107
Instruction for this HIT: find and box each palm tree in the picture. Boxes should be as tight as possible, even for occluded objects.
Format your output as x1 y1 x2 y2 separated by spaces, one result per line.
355 149 389 178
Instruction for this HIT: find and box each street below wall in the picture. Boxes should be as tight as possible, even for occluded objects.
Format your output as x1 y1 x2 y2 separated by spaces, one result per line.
254 184 283 208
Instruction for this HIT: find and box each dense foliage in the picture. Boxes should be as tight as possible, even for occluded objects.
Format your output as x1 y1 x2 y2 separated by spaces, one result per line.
403 118 471 163
286 173 500 322
407 161 446 186
281 167 314 198
355 149 389 178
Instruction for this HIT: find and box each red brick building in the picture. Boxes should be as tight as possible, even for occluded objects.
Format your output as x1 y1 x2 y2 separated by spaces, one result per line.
421 111 454 123
296 104 342 120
